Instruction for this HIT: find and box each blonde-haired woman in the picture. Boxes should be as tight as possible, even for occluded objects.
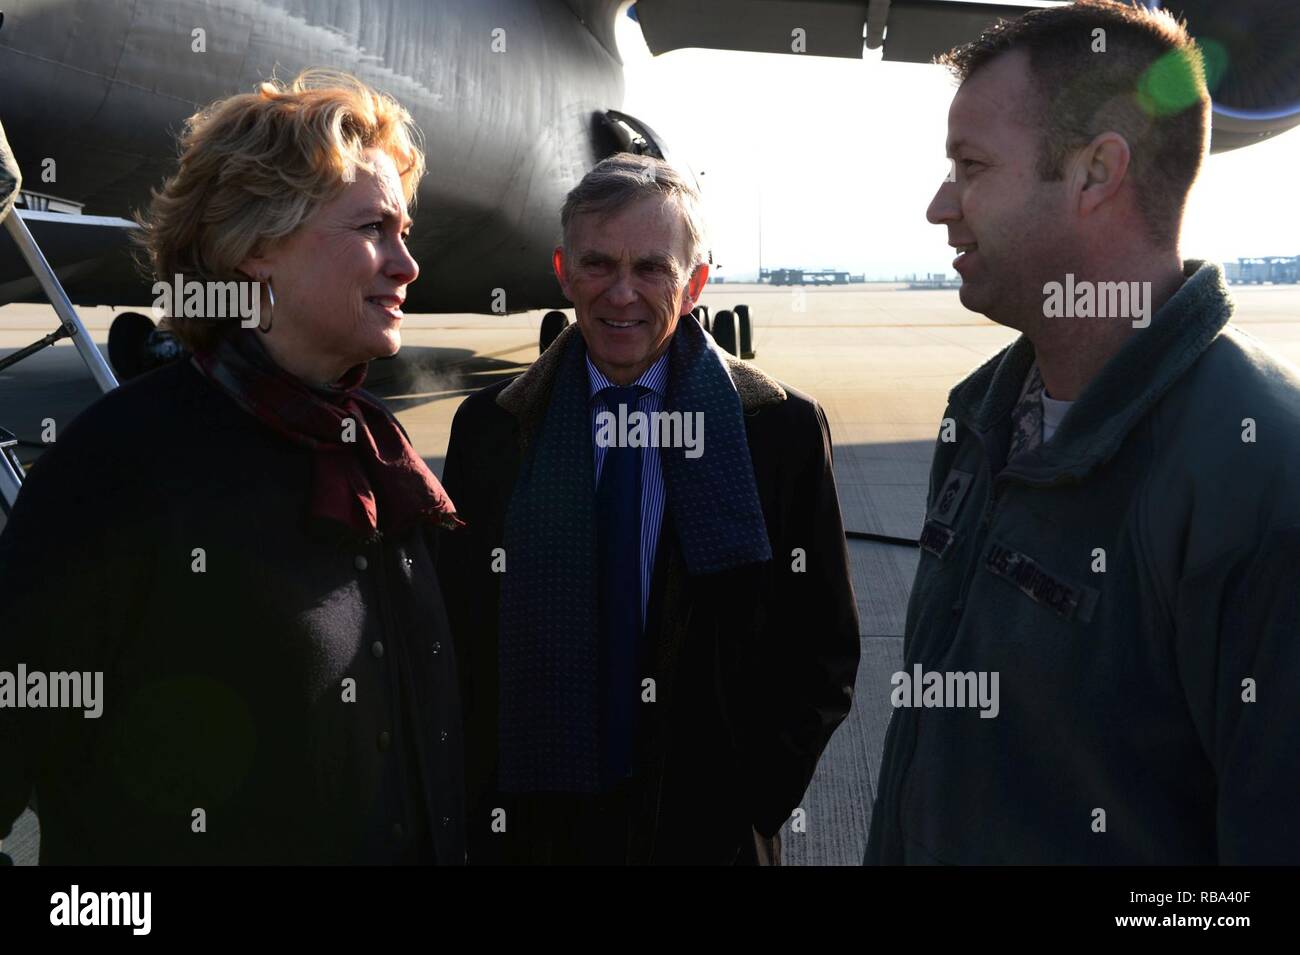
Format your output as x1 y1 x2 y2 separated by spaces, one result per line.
0 70 465 864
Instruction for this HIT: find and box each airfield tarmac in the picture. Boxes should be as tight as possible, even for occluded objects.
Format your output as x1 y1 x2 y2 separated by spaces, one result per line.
2 280 1299 865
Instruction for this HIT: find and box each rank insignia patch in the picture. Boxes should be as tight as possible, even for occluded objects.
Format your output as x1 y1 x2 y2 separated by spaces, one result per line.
931 469 974 527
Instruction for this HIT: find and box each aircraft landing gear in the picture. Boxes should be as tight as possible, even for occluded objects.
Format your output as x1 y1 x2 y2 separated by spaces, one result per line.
734 304 755 359
540 310 570 353
712 309 738 356
107 312 185 381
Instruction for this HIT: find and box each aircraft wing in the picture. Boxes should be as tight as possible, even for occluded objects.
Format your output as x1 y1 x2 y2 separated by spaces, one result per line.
635 0 1034 63
0 210 148 307
632 0 1300 152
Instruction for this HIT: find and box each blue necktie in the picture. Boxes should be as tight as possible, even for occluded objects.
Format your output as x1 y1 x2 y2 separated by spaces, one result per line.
596 385 644 787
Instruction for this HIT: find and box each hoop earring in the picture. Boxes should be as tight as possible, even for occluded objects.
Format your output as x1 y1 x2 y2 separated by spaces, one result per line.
258 278 275 334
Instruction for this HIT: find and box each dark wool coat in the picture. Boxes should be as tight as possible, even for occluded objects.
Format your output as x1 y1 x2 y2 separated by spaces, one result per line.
0 358 465 864
438 324 860 864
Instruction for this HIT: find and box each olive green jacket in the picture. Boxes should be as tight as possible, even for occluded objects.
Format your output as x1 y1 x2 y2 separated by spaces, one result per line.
867 260 1300 864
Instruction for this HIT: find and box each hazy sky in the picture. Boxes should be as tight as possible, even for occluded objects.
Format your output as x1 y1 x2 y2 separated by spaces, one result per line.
615 6 1299 281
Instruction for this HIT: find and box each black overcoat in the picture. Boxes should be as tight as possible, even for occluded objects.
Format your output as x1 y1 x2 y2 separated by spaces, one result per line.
438 324 860 864
0 358 465 864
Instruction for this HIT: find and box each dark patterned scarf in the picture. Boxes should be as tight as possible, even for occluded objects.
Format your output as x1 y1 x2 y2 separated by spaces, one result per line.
497 316 771 793
192 330 462 541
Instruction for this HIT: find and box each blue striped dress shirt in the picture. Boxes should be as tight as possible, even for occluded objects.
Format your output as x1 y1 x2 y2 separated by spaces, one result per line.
588 352 669 627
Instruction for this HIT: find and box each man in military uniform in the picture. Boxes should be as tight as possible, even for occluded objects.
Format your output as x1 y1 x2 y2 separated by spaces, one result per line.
867 0 1300 864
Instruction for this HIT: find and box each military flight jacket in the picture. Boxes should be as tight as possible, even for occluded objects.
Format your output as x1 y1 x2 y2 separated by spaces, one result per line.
867 260 1300 864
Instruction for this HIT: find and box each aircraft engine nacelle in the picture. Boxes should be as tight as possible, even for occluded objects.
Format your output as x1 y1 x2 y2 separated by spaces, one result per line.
1163 0 1300 151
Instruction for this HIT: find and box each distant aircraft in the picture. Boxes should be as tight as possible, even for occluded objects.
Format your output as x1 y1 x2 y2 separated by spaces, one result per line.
0 0 1295 369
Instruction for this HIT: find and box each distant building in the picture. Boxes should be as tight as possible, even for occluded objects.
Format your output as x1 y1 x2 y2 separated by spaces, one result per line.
1223 256 1300 284
906 272 961 290
761 268 864 286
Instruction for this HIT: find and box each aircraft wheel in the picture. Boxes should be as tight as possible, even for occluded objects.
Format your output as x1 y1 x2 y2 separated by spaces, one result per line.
712 309 738 356
107 311 158 381
734 303 755 359
540 310 569 353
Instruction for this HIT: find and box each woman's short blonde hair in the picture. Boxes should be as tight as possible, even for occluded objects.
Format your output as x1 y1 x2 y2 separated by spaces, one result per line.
134 68 425 351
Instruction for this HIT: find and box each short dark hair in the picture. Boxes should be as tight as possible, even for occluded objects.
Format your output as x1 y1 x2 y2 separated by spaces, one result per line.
940 0 1209 245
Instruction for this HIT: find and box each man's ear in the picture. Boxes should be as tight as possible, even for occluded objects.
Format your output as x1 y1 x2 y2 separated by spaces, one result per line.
680 262 710 314
552 246 574 302
1072 131 1131 220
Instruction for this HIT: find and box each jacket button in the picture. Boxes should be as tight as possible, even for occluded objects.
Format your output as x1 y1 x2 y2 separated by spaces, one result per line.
371 641 384 659
403 556 414 568
431 641 441 655
378 731 391 751
354 554 368 571
441 816 450 828
440 730 448 743
392 822 404 839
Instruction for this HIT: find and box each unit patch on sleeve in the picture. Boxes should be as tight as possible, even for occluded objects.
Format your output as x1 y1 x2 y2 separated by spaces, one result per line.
919 521 958 559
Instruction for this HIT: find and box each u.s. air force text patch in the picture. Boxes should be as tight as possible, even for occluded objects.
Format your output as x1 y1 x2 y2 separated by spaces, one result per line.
983 539 1099 622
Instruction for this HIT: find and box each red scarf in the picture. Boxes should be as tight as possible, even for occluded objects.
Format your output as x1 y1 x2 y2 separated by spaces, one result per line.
193 332 462 540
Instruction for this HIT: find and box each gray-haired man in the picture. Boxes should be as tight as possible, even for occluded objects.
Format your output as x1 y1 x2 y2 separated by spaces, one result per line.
438 153 860 864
